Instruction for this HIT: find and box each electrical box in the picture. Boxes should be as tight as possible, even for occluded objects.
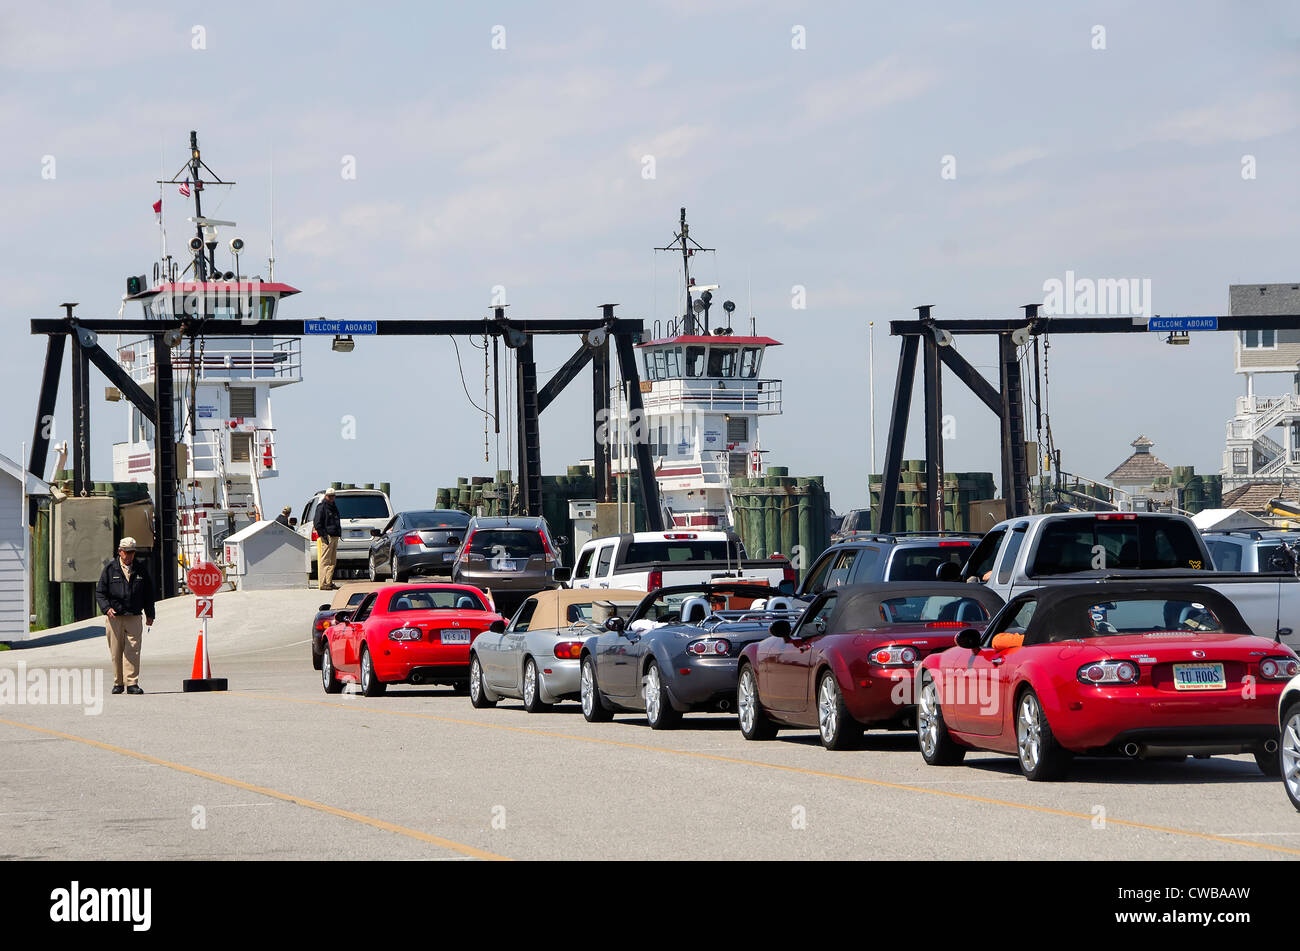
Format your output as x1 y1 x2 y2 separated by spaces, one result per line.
119 499 155 550
51 497 115 582
568 499 597 554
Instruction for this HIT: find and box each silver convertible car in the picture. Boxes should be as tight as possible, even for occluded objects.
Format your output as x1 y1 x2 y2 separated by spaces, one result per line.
468 588 646 712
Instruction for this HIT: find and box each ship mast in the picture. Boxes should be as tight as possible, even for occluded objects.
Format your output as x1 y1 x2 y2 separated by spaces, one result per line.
157 130 235 283
656 207 714 334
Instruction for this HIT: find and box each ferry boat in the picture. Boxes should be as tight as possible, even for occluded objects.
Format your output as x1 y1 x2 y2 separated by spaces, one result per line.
608 210 783 528
111 132 302 572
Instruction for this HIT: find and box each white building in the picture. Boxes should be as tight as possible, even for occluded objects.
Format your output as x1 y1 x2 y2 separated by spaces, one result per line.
0 452 49 643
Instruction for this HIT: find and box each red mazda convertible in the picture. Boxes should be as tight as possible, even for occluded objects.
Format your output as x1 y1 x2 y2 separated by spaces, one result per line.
322 583 505 696
917 582 1300 780
736 582 1005 749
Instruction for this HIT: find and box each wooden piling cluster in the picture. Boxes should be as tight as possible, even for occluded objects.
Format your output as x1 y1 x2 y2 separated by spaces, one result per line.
730 467 832 574
868 463 997 533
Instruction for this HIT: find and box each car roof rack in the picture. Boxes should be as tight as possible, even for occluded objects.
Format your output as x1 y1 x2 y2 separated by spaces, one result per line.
831 530 982 544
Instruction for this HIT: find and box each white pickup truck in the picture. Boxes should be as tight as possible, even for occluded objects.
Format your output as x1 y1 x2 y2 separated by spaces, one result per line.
568 531 794 593
948 512 1300 651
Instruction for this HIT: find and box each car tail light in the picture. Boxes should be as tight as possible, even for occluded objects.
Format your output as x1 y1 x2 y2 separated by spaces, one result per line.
938 541 972 547
1260 656 1300 680
783 565 796 584
925 621 966 628
1077 660 1139 684
688 639 731 656
712 639 730 655
388 627 422 641
553 641 584 659
664 533 698 540
1095 513 1136 521
403 533 423 547
647 570 663 591
315 618 328 631
540 532 555 563
870 645 918 666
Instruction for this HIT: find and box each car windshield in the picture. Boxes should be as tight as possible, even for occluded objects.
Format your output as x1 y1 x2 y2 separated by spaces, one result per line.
887 544 974 582
335 495 390 519
407 511 470 530
1081 598 1224 637
879 595 991 625
625 540 742 563
635 588 768 623
469 529 545 557
1031 517 1206 574
389 588 487 612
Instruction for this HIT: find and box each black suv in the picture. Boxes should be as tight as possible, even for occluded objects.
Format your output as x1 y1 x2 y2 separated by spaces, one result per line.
793 531 982 602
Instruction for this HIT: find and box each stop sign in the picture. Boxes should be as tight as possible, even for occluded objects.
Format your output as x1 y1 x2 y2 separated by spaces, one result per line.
187 562 224 597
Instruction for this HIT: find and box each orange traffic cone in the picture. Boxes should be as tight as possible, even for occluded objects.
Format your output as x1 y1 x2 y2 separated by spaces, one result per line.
182 626 228 692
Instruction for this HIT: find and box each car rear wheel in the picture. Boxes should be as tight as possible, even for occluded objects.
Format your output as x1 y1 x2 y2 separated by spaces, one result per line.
468 655 496 708
817 672 862 750
737 664 777 740
311 635 323 671
643 661 682 730
522 658 552 713
321 641 342 694
917 673 965 765
1015 688 1071 781
581 656 612 722
1282 702 1300 812
367 555 378 582
1255 746 1282 777
360 646 387 697
391 551 406 583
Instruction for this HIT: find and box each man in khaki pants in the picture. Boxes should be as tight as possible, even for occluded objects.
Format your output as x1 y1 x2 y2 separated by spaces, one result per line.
313 487 342 590
95 537 156 694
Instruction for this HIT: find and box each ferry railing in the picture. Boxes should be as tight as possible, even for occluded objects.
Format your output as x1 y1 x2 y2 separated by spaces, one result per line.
639 377 782 414
117 336 302 385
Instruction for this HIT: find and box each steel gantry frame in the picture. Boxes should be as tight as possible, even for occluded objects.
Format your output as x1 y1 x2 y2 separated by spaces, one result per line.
880 308 1300 532
28 307 664 600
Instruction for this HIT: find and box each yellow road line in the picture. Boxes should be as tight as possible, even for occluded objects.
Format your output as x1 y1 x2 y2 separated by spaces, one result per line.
229 691 1300 858
0 716 509 861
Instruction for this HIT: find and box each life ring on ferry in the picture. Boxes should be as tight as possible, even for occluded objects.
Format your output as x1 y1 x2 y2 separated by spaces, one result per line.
750 450 762 476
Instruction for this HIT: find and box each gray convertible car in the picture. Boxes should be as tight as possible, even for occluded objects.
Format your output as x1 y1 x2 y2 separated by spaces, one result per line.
579 583 803 730
468 588 645 712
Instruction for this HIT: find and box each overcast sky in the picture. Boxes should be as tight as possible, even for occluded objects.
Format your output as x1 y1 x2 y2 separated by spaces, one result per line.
1 0 1298 515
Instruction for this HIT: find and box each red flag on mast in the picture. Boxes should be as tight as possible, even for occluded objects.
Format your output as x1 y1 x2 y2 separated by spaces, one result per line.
152 199 162 215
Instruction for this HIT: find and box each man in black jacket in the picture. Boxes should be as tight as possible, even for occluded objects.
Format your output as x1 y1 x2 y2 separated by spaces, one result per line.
94 537 156 695
313 488 342 590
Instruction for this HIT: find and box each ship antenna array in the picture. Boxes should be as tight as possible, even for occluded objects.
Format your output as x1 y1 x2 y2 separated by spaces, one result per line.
655 206 714 334
157 130 235 283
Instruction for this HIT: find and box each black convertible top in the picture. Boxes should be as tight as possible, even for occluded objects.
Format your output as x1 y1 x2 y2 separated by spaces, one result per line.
1003 582 1253 644
820 582 1006 636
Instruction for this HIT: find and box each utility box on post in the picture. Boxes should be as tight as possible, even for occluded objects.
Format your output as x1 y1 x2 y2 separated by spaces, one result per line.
51 497 115 582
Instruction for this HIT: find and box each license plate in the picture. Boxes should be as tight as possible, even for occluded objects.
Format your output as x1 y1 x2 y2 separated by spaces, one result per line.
347 529 368 539
1172 662 1226 691
440 630 471 644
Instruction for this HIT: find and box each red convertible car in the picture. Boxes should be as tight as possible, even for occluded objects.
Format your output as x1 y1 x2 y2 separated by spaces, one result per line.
321 583 505 696
917 582 1300 781
736 582 1005 749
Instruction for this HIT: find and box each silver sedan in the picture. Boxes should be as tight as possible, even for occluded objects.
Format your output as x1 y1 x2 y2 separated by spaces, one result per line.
469 588 645 712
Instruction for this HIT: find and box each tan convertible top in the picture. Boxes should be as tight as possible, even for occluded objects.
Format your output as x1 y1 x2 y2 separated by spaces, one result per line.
526 588 646 631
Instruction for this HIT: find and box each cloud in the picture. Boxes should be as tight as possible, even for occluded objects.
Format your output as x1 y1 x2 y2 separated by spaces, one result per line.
1145 90 1299 146
985 146 1049 174
803 57 939 124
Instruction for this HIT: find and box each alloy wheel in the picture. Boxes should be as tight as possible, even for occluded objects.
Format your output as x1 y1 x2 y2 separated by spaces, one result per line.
644 665 661 723
322 645 333 687
361 651 372 692
818 676 838 742
1018 693 1042 772
738 668 757 733
524 661 537 707
581 662 595 716
918 678 940 758
1285 710 1300 803
470 657 482 701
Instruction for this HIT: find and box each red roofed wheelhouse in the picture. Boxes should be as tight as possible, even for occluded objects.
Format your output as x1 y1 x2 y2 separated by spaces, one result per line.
607 209 783 531
112 131 303 577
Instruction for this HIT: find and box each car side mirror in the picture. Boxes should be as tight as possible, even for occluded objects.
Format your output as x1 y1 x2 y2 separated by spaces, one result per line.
553 566 572 583
955 628 981 650
489 619 506 633
334 610 353 624
604 616 626 633
557 536 568 547
777 579 795 596
936 562 962 582
769 619 792 639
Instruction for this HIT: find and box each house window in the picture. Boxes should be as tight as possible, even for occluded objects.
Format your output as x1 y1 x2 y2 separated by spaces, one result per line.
1242 330 1277 349
1232 449 1248 474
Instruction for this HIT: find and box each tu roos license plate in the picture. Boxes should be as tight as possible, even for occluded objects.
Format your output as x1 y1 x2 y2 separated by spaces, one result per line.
440 629 471 645
1172 662 1225 691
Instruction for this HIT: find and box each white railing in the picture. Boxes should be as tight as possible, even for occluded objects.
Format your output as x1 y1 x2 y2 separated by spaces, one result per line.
640 378 782 415
117 336 302 385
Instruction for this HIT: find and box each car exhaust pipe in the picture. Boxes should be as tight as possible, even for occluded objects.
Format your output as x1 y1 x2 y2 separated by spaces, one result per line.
718 698 731 711
1123 742 1140 757
1265 739 1279 754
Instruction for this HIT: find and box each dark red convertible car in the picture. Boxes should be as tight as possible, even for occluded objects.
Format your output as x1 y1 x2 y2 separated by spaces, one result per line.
917 582 1300 781
736 582 1005 749
322 583 505 696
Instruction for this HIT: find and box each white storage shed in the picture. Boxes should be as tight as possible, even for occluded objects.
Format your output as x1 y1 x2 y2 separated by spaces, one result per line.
0 452 49 642
222 519 307 591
